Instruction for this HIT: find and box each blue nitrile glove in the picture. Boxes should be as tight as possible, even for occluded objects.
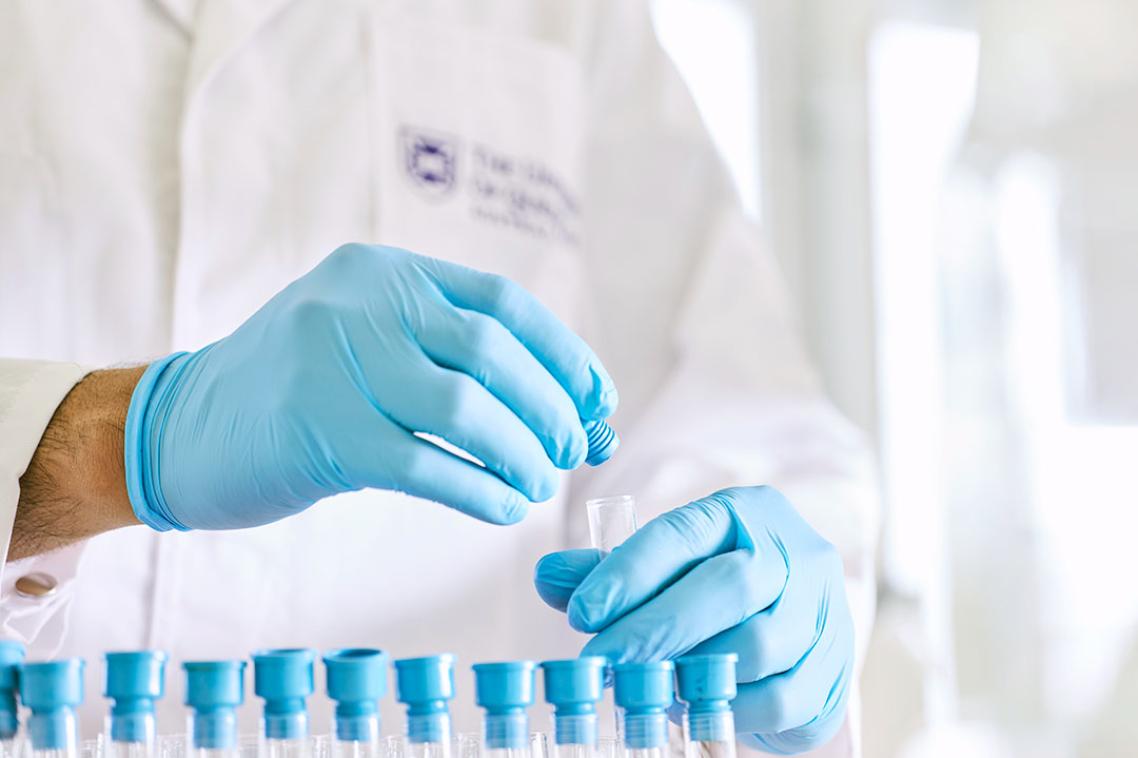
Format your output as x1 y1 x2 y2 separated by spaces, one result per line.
534 486 853 755
124 244 617 531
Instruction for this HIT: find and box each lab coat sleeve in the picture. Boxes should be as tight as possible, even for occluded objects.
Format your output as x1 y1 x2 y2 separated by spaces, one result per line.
573 4 879 755
0 359 90 646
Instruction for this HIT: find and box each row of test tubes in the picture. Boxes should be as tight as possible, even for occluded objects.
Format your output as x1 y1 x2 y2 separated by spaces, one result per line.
0 643 740 758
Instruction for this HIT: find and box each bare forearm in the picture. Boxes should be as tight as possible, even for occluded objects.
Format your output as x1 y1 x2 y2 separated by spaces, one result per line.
11 367 145 561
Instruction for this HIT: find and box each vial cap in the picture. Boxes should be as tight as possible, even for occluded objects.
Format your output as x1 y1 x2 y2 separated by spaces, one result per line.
613 661 674 711
252 649 315 705
472 661 536 712
20 659 85 710
540 658 606 706
394 655 456 705
324 649 388 704
105 651 168 701
675 653 738 705
0 641 26 691
183 661 246 710
583 420 619 466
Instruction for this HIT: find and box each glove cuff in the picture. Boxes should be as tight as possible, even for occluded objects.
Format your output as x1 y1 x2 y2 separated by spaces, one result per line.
123 352 193 532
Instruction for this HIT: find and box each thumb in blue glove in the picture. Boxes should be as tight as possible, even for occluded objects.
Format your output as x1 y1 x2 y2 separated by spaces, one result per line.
533 486 853 755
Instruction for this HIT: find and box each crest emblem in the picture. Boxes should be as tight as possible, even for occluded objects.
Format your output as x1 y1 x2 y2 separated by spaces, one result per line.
401 128 459 198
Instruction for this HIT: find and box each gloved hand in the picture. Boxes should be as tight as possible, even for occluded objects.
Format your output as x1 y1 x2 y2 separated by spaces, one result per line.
534 486 853 755
124 243 616 531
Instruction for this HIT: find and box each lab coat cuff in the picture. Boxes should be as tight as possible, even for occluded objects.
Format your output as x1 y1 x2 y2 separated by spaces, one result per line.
0 359 89 566
0 359 88 646
0 545 85 649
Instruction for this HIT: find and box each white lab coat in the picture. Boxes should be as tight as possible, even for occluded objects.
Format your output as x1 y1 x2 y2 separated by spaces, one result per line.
0 1 878 755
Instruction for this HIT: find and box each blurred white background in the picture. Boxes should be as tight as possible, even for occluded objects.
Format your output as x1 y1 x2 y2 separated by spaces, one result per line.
650 0 1138 755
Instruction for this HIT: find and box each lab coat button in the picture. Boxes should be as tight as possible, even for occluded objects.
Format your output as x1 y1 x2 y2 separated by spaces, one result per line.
14 573 57 599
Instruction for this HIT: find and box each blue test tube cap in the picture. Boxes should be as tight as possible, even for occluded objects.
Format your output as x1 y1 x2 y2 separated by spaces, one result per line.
325 649 388 742
584 420 619 467
612 661 674 712
473 661 536 750
105 651 167 743
324 648 388 704
183 660 246 710
472 661 536 712
105 651 168 702
184 661 246 750
395 655 455 744
253 649 315 741
0 641 24 691
20 659 85 710
394 655 455 706
0 641 25 740
540 658 606 710
21 659 85 751
252 648 315 703
674 654 737 708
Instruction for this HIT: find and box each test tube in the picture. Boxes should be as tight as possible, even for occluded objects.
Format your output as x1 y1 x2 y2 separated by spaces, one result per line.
323 649 388 758
612 662 674 758
674 655 737 758
0 641 25 758
586 496 638 557
105 651 168 758
20 659 85 758
393 656 455 758
253 649 316 758
183 661 247 758
472 662 535 758
540 658 606 758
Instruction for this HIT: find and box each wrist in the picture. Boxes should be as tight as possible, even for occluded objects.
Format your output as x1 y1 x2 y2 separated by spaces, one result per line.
12 366 146 561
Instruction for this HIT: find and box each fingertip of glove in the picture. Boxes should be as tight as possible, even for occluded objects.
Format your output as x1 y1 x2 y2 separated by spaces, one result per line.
567 594 603 634
560 430 588 470
533 554 573 611
494 494 529 525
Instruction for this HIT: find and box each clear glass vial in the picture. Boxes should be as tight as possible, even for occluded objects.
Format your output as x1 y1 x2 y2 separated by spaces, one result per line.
586 496 638 556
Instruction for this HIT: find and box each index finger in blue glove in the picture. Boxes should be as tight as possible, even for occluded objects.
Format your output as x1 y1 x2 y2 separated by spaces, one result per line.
567 491 786 634
533 548 602 611
423 255 618 421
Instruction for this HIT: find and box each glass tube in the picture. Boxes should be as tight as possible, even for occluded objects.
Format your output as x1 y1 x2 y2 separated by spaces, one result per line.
333 724 381 758
529 732 549 758
682 711 734 758
382 737 405 758
480 711 527 758
29 708 78 758
550 711 596 758
105 710 157 758
261 735 310 758
261 713 310 758
406 712 450 758
617 709 666 758
586 496 638 556
0 693 17 758
187 711 239 758
594 739 621 758
451 734 478 758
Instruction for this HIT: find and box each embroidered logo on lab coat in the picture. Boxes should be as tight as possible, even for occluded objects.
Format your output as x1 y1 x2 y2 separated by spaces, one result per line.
399 124 580 247
401 128 459 199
